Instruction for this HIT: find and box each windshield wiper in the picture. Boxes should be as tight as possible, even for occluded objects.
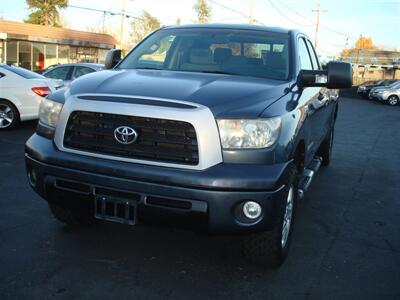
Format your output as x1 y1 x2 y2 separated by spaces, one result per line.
200 70 239 76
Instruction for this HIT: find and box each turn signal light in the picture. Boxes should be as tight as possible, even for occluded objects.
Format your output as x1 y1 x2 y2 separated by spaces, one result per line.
32 87 51 97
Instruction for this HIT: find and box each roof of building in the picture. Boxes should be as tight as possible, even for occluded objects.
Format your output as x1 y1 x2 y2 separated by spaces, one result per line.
0 20 117 48
341 49 400 65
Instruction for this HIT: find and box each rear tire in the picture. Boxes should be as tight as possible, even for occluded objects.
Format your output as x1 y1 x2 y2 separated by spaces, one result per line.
318 127 334 167
49 203 95 227
243 163 298 268
0 100 19 130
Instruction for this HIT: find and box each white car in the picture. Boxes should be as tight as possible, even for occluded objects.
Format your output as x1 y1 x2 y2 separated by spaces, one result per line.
0 64 63 130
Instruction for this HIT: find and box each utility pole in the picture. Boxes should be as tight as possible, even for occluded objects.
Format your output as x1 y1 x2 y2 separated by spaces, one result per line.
120 0 127 49
249 0 255 24
356 34 362 64
312 4 327 49
344 37 349 49
102 11 106 33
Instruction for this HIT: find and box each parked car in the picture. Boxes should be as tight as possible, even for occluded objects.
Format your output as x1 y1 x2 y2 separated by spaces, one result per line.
369 80 400 105
35 64 60 75
25 24 352 267
42 63 104 86
0 64 63 130
357 79 397 98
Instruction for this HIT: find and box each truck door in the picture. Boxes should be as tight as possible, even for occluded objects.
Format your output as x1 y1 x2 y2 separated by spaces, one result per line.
297 37 325 159
305 39 335 145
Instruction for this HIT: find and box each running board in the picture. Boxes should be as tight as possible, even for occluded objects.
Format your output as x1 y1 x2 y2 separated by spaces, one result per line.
298 156 322 200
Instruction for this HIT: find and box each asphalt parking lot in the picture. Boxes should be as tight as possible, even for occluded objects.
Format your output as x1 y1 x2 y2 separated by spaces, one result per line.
0 96 399 300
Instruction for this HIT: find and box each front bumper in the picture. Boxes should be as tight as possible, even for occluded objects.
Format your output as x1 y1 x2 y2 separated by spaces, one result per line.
25 134 290 234
369 92 388 101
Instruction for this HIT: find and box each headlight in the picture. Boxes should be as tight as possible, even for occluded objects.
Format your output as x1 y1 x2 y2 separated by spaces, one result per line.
217 117 281 149
39 98 63 128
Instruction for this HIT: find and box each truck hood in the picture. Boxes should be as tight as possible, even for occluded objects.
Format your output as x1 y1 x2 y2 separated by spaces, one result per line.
68 69 289 118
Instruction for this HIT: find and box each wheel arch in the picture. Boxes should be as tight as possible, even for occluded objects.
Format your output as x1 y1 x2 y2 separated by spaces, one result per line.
0 97 21 116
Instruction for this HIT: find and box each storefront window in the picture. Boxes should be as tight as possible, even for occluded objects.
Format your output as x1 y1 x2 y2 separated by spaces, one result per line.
58 45 69 64
98 49 109 64
3 39 111 69
19 41 32 70
70 46 97 63
69 46 78 63
32 43 45 72
45 44 57 68
6 41 18 65
0 41 4 63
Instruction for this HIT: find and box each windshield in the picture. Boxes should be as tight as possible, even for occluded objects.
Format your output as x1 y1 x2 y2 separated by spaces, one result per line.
389 81 400 88
0 64 44 79
118 28 290 81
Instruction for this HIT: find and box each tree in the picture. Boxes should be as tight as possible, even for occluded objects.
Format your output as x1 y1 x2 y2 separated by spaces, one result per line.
193 0 212 24
86 26 118 41
130 11 161 45
354 36 376 50
340 36 377 60
25 0 68 27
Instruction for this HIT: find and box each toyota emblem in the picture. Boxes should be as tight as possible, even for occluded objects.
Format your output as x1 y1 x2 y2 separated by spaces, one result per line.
114 126 138 145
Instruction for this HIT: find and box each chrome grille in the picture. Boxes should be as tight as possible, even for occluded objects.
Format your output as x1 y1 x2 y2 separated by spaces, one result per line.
63 111 199 165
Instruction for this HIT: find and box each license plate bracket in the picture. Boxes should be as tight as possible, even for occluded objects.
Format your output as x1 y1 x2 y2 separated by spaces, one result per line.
94 194 137 225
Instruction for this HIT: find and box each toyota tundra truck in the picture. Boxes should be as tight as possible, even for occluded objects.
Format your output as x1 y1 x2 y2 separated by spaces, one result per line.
25 24 352 267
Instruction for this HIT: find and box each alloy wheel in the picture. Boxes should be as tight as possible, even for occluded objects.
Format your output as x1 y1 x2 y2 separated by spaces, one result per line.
388 96 398 106
281 186 294 248
0 103 14 129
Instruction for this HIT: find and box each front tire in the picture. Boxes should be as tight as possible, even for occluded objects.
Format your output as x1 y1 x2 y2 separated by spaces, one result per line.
0 100 19 130
243 164 298 268
387 95 399 106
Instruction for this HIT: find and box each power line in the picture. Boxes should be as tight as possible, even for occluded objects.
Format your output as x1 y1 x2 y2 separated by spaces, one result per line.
67 5 142 20
267 0 314 27
274 0 314 23
273 0 355 39
207 0 265 25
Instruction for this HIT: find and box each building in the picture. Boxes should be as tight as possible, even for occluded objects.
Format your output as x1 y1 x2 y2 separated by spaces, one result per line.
0 20 117 72
340 49 400 84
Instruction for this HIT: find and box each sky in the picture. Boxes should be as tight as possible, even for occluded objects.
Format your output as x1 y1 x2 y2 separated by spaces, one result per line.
1 0 400 56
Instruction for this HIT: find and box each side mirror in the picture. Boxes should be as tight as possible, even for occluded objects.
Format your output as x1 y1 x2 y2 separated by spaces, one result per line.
326 61 352 89
105 49 122 69
298 61 352 89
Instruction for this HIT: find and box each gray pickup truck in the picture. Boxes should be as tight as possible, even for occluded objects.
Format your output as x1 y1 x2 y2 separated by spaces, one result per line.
25 24 352 267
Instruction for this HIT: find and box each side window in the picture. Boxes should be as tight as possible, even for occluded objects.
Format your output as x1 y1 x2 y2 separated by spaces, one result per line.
306 40 320 70
72 66 95 80
298 38 313 70
45 66 70 80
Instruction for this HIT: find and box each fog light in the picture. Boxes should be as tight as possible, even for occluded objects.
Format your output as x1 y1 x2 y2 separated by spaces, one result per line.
243 201 262 219
27 168 37 188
